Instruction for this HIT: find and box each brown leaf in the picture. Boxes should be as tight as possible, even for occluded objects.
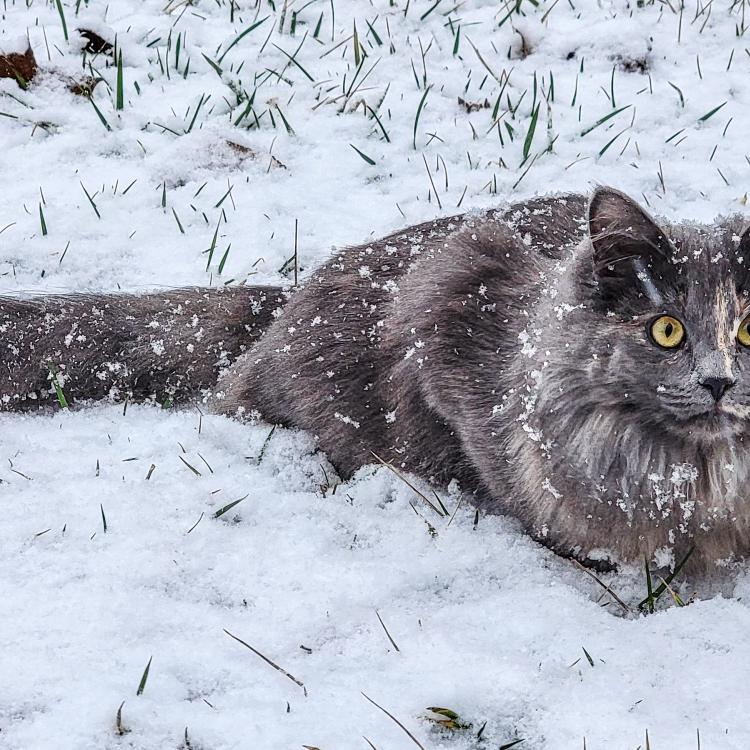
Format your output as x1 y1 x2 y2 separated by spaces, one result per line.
0 47 38 89
77 29 114 55
226 140 257 157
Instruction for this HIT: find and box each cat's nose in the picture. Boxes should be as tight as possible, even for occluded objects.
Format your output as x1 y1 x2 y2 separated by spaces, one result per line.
699 376 735 402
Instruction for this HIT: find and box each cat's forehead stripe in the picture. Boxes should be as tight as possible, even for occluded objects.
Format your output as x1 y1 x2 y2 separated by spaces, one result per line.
633 259 663 306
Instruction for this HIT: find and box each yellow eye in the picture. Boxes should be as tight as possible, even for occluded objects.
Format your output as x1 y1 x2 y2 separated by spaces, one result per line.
650 315 685 349
738 316 750 347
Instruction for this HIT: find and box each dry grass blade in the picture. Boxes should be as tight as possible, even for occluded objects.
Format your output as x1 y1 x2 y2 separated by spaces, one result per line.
186 512 204 533
361 692 425 749
375 610 400 652
224 629 307 695
658 575 687 607
370 450 445 517
178 455 202 476
571 559 630 613
115 701 129 735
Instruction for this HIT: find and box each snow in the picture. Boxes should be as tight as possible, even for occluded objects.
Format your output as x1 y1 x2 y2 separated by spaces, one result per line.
3 0 750 747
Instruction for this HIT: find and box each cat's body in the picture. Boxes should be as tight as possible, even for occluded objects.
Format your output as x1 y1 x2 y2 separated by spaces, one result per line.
3 188 750 572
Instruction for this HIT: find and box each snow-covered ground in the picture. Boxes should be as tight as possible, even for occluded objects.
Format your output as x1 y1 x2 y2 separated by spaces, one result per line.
2 0 750 747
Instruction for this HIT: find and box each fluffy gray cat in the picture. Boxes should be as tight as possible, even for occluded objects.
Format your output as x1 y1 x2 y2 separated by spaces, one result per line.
2 187 749 573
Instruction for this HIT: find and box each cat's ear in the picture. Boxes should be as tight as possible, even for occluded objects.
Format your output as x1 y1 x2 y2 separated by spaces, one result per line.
588 187 673 304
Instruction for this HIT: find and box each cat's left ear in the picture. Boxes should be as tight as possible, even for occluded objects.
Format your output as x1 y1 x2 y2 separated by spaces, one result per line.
588 187 674 304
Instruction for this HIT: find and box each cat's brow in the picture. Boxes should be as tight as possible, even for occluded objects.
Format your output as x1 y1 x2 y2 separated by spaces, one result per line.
633 258 664 306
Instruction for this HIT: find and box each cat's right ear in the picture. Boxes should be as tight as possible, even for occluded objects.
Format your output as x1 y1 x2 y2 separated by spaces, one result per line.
588 187 673 304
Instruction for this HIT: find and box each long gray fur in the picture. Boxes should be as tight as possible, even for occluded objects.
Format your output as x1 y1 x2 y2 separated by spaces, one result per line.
3 187 750 572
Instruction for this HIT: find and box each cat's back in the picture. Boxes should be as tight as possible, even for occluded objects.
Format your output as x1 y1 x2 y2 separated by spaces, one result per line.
213 193 587 474
302 191 586 288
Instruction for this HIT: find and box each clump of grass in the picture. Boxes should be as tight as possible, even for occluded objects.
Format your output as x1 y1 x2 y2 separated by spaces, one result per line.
639 547 694 614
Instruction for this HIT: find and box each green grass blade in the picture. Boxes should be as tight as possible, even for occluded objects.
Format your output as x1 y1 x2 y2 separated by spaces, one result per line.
698 101 727 122
580 104 631 137
217 16 269 63
88 95 112 131
115 50 124 110
218 243 231 273
55 0 69 41
202 53 223 77
136 656 152 696
522 103 540 161
48 365 68 408
350 144 376 165
214 494 248 518
413 85 432 149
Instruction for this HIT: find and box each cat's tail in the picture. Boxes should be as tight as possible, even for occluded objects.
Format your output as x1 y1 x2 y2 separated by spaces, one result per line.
0 285 286 410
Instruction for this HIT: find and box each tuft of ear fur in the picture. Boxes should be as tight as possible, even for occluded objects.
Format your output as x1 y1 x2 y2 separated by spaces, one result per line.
588 186 673 305
737 223 750 259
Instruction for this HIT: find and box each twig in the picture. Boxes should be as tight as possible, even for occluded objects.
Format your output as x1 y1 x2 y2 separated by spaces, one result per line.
224 629 307 695
572 559 630 613
370 450 444 517
361 693 425 749
375 610 400 652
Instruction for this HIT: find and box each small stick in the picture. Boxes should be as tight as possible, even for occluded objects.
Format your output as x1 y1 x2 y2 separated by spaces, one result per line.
361 692 425 749
571 559 630 613
375 610 400 652
224 629 307 695
370 450 444 517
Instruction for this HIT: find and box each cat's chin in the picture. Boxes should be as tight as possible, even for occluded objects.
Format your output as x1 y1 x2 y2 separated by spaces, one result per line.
674 404 747 443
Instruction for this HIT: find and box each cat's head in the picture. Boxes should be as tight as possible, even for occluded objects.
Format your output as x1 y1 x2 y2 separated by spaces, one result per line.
580 187 750 442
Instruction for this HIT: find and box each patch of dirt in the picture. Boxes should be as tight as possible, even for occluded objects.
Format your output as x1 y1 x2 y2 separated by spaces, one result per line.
617 55 649 73
458 97 490 113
